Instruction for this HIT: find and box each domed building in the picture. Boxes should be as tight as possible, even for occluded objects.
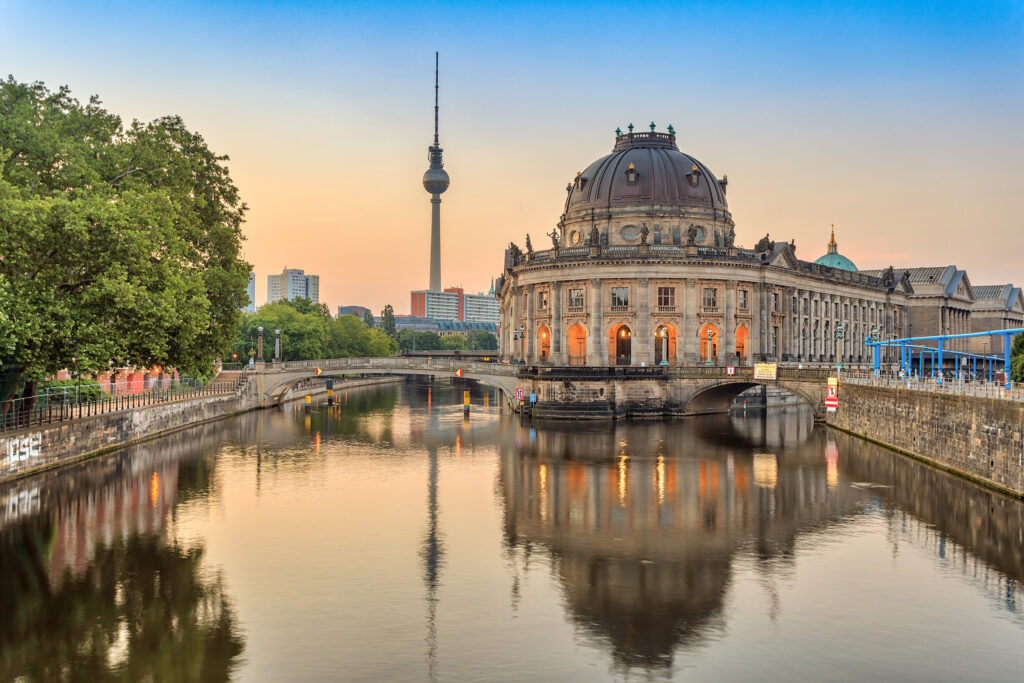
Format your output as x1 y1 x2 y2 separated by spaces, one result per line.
497 126 914 367
814 226 858 272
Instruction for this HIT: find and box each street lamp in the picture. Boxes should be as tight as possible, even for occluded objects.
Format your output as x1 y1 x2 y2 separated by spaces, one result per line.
658 326 669 366
834 323 844 381
704 327 714 366
519 325 526 365
257 326 264 361
274 329 281 362
512 328 518 364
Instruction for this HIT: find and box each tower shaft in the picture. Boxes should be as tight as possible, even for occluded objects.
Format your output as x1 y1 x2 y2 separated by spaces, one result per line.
430 196 442 291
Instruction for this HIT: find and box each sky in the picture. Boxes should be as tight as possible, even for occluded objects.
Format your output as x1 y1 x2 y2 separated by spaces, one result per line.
2 0 1022 314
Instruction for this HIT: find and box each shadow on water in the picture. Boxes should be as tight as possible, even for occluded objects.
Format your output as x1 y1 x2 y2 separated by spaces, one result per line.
0 422 246 682
497 406 1023 673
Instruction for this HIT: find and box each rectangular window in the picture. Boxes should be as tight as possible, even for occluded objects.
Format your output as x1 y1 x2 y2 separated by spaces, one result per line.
802 299 808 315
844 303 849 319
568 288 584 309
834 302 839 317
657 287 675 308
813 300 819 316
739 290 749 309
771 293 779 312
537 290 549 310
771 326 778 355
703 288 717 308
870 308 875 323
611 286 630 308
792 296 798 312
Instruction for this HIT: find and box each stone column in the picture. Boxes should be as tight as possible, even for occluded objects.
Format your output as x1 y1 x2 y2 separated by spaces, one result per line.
526 285 536 364
636 278 651 366
683 279 699 364
723 282 736 364
781 287 793 361
751 283 763 361
509 285 521 362
552 282 563 365
587 278 604 366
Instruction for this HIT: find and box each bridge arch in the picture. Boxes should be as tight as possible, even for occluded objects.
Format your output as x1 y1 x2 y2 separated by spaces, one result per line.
681 380 823 419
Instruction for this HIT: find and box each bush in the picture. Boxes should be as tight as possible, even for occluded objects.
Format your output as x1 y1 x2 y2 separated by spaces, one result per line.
42 378 106 403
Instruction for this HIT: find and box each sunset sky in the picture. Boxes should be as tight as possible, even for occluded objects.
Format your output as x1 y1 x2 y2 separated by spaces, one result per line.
2 0 1022 314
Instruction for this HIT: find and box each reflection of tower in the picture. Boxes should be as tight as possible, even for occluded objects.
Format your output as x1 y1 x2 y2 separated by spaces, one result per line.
422 51 450 292
421 442 444 680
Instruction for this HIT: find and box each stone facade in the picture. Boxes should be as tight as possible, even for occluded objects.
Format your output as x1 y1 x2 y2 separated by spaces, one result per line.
498 129 913 368
827 383 1024 497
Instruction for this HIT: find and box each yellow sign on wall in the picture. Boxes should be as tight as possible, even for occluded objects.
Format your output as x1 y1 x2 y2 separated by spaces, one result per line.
753 363 778 380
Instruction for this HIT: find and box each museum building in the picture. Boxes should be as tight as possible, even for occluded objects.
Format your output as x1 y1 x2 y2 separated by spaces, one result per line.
496 126 917 367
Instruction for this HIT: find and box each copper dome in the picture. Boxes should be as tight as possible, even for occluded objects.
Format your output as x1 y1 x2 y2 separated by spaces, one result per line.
565 131 728 214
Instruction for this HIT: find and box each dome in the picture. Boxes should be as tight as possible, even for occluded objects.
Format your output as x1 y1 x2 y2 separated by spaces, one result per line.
814 227 857 271
564 128 729 214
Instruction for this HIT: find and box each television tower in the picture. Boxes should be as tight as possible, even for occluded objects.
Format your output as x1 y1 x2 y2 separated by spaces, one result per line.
422 51 450 292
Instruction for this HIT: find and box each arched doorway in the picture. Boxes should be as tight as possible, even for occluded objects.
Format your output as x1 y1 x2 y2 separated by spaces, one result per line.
654 323 678 365
567 324 587 366
735 325 749 365
700 323 719 365
537 325 551 362
609 324 632 366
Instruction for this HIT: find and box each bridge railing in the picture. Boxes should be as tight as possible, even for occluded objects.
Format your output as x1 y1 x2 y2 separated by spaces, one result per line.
842 370 1024 402
263 357 518 377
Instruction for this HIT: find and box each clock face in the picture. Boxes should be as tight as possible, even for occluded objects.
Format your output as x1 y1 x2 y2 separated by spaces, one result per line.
569 230 582 246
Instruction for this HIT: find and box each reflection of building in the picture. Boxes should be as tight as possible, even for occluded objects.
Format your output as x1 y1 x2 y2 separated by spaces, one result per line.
267 268 319 304
498 418 863 669
498 127 915 367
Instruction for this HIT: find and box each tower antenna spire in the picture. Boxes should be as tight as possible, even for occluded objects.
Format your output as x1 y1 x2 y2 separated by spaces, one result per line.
433 51 439 146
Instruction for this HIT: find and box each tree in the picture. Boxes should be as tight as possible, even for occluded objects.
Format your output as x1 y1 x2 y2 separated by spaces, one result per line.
439 334 467 351
467 330 498 351
0 79 249 411
281 296 330 319
381 304 396 337
362 309 376 327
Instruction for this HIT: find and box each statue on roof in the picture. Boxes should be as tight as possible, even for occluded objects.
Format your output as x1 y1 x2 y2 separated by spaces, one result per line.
590 225 600 246
640 222 649 245
724 227 735 248
525 234 533 254
687 224 698 246
547 227 559 249
790 239 796 255
883 265 895 288
755 233 773 252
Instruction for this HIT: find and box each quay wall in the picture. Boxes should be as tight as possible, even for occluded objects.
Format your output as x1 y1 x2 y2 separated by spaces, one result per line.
827 384 1024 498
0 377 401 484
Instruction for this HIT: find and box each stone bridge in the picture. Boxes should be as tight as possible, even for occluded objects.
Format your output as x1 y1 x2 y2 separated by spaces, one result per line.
252 358 832 420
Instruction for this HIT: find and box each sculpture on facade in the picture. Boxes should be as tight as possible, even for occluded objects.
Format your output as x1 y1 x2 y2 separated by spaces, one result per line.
714 231 721 247
590 225 600 246
640 222 650 245
755 233 773 252
525 234 533 254
547 228 560 249
508 242 522 267
724 228 735 248
882 265 896 288
687 224 698 246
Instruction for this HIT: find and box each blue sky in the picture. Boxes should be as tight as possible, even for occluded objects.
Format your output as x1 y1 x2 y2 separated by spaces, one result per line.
2 0 1022 310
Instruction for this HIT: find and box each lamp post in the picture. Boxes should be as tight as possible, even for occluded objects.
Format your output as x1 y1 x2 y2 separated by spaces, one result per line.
834 323 844 382
519 325 526 365
704 327 714 366
512 328 518 364
658 326 669 366
274 329 281 363
257 326 264 362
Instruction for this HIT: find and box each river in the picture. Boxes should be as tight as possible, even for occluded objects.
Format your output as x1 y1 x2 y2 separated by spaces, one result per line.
1 380 1021 681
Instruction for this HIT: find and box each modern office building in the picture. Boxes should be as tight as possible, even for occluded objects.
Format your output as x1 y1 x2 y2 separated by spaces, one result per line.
267 268 319 304
410 286 500 325
338 305 372 319
244 272 256 313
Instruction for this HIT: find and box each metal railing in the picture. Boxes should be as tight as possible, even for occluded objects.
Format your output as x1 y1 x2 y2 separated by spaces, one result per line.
1 372 248 434
842 370 1024 402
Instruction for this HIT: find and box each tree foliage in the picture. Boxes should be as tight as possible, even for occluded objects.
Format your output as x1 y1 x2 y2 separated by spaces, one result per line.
381 304 396 337
362 309 375 327
232 304 395 361
0 78 250 402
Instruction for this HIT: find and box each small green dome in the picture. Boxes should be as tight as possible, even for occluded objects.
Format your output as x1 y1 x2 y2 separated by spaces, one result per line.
814 226 857 271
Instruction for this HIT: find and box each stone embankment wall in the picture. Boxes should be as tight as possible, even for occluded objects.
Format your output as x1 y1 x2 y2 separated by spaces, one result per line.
0 376 402 484
827 384 1024 498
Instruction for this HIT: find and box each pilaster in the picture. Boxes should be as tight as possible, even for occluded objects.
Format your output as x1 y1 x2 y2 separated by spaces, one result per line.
526 285 536 364
636 278 652 366
683 279 699 363
587 278 604 366
552 282 564 365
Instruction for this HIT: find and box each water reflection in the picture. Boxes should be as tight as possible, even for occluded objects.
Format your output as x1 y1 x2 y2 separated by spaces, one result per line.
499 408 1022 672
0 423 245 681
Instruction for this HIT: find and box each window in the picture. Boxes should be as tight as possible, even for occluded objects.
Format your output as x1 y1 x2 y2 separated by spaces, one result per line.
813 300 819 317
657 287 675 308
739 290 749 309
771 326 778 355
870 308 875 323
834 302 839 317
802 298 809 315
568 288 584 309
703 288 717 308
771 292 779 312
611 287 629 308
844 303 849 319
792 296 798 312
537 290 549 310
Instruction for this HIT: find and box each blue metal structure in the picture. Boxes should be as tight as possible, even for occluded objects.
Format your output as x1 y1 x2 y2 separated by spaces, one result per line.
865 328 1022 390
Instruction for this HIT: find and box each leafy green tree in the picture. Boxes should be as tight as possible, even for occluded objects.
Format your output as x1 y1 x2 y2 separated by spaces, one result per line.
281 296 331 319
396 330 444 352
327 315 396 358
0 78 249 411
381 304 396 337
362 309 376 327
236 303 329 361
439 334 467 351
467 330 498 351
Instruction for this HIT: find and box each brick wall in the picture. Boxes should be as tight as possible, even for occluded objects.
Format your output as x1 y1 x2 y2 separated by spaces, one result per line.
828 383 1024 497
